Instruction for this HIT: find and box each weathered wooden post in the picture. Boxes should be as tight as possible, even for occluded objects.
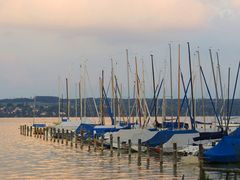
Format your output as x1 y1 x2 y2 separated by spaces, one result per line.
40 128 42 139
138 139 141 166
173 143 177 168
57 129 60 143
128 139 131 161
34 127 36 137
36 127 39 138
75 132 78 148
26 126 29 136
88 132 91 151
53 128 56 142
147 145 150 168
70 131 73 147
61 129 64 144
50 128 53 141
101 135 104 152
43 128 46 140
117 136 120 156
80 129 84 150
199 144 203 167
24 125 27 136
30 126 32 137
110 134 113 155
45 127 48 141
66 130 69 146
94 134 97 152
159 143 163 166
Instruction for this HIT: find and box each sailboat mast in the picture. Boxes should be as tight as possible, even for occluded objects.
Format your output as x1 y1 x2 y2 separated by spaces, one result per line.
111 59 115 126
169 44 174 126
177 44 181 129
209 49 220 124
66 78 69 120
135 56 141 126
79 81 82 120
151 54 157 125
216 52 224 101
102 70 105 125
126 49 130 123
187 42 195 129
197 50 206 130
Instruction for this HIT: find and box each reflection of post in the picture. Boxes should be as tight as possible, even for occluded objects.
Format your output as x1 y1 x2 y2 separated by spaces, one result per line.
173 143 177 177
61 129 64 144
159 143 163 167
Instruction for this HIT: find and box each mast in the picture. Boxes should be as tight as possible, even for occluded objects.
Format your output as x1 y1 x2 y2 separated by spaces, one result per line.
187 42 195 129
177 44 181 129
84 65 87 117
66 78 69 120
209 49 220 124
101 70 105 125
111 59 116 126
151 54 157 125
135 56 141 127
197 50 206 131
126 49 130 123
142 60 147 124
169 44 174 126
58 76 61 122
79 81 82 120
75 83 78 119
226 67 230 131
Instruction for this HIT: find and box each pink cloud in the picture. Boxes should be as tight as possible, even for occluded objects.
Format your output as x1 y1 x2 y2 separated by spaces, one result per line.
0 0 210 31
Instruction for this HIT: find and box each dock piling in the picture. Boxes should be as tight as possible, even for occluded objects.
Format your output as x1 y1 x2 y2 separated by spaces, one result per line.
138 139 141 166
117 136 120 156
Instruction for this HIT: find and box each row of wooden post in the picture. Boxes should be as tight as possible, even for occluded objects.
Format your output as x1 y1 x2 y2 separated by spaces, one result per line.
19 125 204 168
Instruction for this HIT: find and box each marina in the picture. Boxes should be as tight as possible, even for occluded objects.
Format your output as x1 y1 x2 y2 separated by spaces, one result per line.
1 117 237 179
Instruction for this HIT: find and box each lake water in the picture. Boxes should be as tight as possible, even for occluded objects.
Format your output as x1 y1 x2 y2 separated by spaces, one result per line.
0 118 239 179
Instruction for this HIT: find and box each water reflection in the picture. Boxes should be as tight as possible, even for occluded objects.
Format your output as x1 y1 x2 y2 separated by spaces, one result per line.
0 118 240 179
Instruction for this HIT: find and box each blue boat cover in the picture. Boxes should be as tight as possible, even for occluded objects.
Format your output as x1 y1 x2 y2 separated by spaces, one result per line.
32 123 46 128
203 128 240 163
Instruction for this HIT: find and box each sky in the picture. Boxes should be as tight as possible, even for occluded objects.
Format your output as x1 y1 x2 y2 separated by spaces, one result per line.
0 0 240 99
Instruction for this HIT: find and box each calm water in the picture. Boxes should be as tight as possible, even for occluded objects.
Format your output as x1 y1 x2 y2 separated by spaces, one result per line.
0 118 239 179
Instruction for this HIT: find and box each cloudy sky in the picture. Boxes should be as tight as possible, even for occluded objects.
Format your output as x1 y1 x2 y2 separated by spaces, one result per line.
0 0 240 99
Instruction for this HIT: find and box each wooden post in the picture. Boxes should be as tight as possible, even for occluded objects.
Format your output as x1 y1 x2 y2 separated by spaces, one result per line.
43 128 46 140
173 143 177 167
88 132 91 151
39 128 42 139
117 136 120 156
94 134 97 152
128 139 131 160
57 129 60 143
50 128 52 141
34 127 36 137
147 145 150 168
30 126 32 137
101 135 104 152
159 143 163 166
61 129 64 144
66 130 69 146
199 144 203 167
36 127 39 138
80 129 84 149
27 126 29 136
46 127 48 141
75 132 78 148
110 134 113 155
53 128 56 142
138 139 141 166
24 125 26 136
71 131 73 147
